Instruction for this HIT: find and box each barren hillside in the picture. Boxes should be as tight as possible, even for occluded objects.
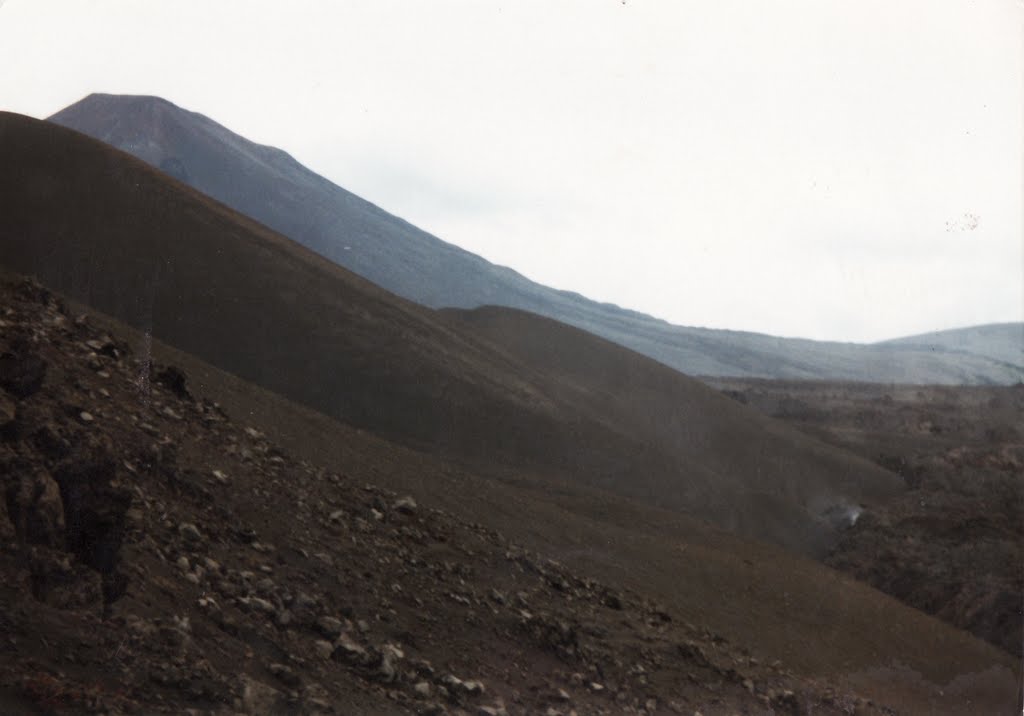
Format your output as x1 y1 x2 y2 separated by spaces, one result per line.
0 111 901 557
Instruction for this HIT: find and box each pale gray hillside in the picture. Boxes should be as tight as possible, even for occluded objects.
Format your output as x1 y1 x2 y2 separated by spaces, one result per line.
879 323 1022 371
50 94 1024 385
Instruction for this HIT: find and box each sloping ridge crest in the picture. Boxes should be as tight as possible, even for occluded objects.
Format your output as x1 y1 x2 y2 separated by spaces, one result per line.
0 110 901 557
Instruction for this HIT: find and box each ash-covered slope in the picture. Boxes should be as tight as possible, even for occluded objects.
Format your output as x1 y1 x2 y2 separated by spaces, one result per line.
445 306 902 543
0 276 859 715
1 274 1019 716
49 93 1024 385
0 110 902 557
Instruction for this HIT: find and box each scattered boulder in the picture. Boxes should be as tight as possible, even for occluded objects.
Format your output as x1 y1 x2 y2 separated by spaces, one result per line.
411 659 436 678
378 643 404 683
289 591 318 627
0 499 13 541
154 365 191 399
0 344 47 398
240 676 286 716
678 641 712 668
0 390 16 428
27 546 103 609
243 596 276 615
442 674 485 698
268 662 301 688
333 633 369 664
393 496 418 514
255 576 275 595
52 437 129 564
178 522 202 543
6 468 66 549
313 640 334 660
603 592 623 610
315 615 344 639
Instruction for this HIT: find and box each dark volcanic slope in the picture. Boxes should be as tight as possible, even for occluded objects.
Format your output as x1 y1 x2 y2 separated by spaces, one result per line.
49 93 1024 385
2 274 1018 715
0 276 864 716
446 307 902 546
0 111 902 557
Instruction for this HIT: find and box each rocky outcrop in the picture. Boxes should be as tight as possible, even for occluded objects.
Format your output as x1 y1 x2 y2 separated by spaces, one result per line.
1 281 131 616
6 467 66 549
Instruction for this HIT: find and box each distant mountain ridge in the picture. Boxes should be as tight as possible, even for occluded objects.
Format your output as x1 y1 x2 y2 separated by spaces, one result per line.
879 322 1023 369
49 93 1023 385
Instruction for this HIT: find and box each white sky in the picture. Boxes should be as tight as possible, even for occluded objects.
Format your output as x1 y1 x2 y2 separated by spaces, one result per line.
1 0 1020 342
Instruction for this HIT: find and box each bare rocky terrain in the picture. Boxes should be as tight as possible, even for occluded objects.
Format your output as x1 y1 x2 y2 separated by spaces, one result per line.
1 276 894 715
708 378 1024 658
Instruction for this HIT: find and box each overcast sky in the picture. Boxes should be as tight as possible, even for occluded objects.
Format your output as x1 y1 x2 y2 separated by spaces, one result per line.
1 0 1020 342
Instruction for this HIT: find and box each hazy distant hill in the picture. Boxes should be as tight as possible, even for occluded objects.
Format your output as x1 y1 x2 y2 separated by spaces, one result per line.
50 94 1023 385
879 323 1023 371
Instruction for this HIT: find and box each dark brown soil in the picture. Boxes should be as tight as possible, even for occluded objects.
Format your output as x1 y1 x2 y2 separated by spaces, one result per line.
0 275 901 715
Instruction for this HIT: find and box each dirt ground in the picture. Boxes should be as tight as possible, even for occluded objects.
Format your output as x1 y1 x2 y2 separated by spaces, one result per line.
3 277 916 716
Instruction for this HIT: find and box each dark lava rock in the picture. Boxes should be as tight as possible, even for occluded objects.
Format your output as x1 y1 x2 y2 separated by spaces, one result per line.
0 343 47 398
155 365 192 400
5 467 66 549
51 435 131 604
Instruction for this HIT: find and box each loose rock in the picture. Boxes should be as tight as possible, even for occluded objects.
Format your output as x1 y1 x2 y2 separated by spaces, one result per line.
178 522 202 543
333 633 368 663
7 469 66 549
393 496 418 514
316 615 344 638
0 390 15 427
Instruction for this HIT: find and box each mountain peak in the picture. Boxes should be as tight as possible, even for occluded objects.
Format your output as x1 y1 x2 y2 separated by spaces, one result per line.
54 92 191 122
49 93 304 187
